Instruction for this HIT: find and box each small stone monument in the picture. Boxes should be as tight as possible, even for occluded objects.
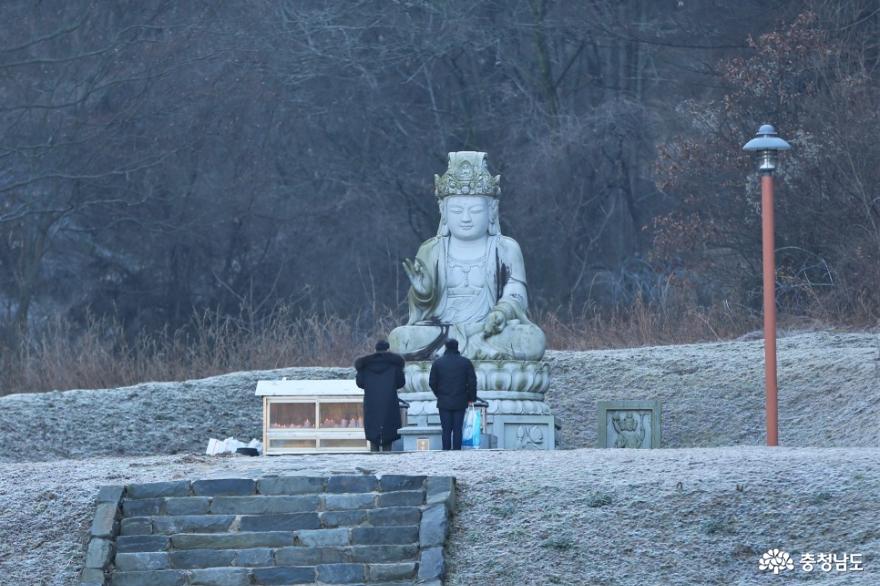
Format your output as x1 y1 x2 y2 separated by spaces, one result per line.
597 400 661 449
391 152 556 449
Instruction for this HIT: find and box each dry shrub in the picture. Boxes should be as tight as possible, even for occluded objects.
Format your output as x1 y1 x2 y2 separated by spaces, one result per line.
0 292 871 396
536 295 760 351
0 306 399 395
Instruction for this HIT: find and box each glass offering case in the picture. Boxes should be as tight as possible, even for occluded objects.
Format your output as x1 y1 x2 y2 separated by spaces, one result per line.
255 379 369 454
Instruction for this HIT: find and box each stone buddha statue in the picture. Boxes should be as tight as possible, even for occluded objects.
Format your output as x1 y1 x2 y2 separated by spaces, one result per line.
389 152 546 361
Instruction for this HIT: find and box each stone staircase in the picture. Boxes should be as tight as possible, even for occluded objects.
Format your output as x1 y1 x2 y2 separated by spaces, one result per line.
80 474 455 586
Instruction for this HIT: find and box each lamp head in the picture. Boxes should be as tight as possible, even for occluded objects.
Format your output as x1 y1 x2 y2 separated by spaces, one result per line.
743 124 791 173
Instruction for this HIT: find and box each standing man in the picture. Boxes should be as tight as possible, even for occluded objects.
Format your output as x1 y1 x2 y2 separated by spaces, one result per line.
429 339 477 450
355 340 406 452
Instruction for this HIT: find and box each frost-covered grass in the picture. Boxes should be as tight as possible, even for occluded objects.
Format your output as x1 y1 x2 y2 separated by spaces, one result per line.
1 448 879 585
0 330 878 584
1 330 877 463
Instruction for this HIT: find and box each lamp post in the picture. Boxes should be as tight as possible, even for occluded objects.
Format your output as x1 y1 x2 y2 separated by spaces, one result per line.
743 124 790 447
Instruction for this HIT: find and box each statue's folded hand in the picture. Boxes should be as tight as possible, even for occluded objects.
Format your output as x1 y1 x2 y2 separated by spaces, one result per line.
482 310 506 337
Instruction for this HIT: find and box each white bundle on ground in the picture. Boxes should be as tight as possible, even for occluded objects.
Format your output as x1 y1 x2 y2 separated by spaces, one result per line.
205 437 262 455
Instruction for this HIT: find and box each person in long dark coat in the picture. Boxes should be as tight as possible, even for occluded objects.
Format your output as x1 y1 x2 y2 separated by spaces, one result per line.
355 340 406 451
429 339 477 450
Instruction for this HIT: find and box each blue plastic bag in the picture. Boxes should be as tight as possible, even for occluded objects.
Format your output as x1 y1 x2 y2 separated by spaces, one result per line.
462 406 481 448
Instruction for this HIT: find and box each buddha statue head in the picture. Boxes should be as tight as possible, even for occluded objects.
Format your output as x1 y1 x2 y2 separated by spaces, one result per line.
434 151 501 237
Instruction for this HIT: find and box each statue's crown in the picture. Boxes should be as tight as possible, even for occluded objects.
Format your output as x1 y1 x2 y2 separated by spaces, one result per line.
434 151 501 198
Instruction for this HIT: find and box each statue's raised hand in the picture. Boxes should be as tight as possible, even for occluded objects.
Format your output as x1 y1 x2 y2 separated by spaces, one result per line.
402 257 432 297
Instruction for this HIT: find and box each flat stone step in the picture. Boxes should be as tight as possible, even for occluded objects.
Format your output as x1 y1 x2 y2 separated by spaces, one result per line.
110 561 420 586
121 492 425 518
81 474 454 585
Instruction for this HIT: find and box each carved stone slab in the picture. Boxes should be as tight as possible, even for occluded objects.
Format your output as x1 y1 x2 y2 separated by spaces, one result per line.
490 414 556 450
597 400 661 449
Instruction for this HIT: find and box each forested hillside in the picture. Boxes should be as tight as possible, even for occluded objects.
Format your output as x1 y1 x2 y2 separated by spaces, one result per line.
2 1 878 393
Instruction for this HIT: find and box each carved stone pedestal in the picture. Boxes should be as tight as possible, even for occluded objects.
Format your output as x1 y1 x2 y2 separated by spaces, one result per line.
400 360 557 450
399 426 496 450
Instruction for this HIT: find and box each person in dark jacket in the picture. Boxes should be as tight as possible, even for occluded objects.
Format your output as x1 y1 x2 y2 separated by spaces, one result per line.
355 340 406 451
429 339 477 450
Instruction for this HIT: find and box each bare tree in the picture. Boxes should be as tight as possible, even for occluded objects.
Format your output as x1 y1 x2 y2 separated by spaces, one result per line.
4 0 857 357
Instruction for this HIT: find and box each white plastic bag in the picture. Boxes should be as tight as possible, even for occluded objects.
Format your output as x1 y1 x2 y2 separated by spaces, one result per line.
461 406 481 448
206 436 263 455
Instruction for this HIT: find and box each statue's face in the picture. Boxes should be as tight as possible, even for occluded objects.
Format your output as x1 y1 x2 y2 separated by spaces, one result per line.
445 196 490 240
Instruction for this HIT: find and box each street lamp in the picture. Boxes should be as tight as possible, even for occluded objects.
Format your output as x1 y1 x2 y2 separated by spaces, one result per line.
743 124 791 447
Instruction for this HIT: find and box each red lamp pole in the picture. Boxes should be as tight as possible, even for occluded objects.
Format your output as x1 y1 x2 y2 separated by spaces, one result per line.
743 124 790 447
761 173 778 446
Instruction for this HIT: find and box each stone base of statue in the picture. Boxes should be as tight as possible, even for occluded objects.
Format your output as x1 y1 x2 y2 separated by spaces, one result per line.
399 360 557 450
398 426 496 450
